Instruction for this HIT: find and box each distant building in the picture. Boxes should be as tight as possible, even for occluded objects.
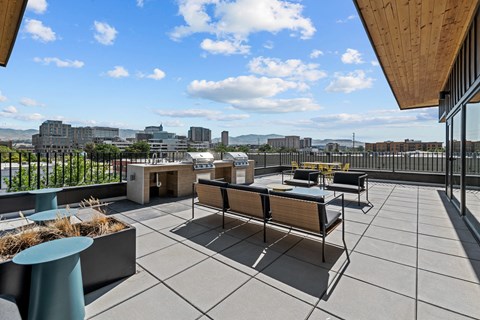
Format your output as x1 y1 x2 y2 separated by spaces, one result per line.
300 137 312 149
32 120 120 152
0 140 13 148
136 124 187 153
267 136 303 150
325 142 340 152
221 131 229 146
188 127 211 142
365 139 443 152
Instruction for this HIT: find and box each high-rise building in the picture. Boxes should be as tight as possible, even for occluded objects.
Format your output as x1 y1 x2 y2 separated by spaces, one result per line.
188 127 211 142
221 131 229 146
136 124 187 153
285 136 300 149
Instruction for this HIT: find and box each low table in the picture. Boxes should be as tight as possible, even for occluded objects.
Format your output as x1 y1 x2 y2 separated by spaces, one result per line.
13 237 93 320
267 184 294 191
286 187 330 198
28 188 63 213
28 208 78 224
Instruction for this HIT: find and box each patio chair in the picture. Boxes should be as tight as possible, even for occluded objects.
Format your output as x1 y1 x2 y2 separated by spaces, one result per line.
342 163 350 171
282 169 321 187
291 161 299 170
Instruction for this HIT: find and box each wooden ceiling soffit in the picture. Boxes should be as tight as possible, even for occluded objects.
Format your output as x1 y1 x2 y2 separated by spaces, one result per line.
354 0 478 110
0 0 28 67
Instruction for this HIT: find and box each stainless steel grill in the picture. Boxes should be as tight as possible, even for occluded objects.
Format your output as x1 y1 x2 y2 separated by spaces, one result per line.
223 152 249 167
182 152 215 170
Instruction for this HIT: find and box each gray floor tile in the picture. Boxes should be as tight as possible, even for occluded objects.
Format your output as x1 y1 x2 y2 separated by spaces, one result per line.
122 208 167 222
160 221 212 242
384 199 417 208
354 236 417 267
217 219 264 240
246 226 303 254
91 284 201 320
344 252 416 298
183 229 243 255
371 216 417 233
363 225 417 247
376 209 418 222
418 234 480 260
381 204 417 215
154 201 191 214
166 258 250 312
141 214 186 230
417 301 474 320
336 219 369 235
418 270 480 319
418 249 480 284
213 240 282 276
136 231 176 258
208 279 312 320
138 243 208 280
85 267 160 318
130 222 154 237
418 223 478 243
418 214 468 230
317 276 415 320
256 254 337 305
308 308 341 320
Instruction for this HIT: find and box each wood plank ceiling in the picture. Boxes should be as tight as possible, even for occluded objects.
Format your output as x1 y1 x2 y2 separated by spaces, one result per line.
0 0 27 67
355 0 478 109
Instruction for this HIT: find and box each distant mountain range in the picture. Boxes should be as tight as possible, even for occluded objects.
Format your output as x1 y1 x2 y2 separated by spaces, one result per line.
1 128 364 147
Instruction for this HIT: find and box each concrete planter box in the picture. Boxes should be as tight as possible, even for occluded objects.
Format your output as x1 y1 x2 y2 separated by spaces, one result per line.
0 222 136 318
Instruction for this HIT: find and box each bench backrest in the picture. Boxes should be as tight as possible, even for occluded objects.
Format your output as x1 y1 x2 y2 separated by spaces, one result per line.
333 172 366 188
269 191 325 233
196 179 229 210
227 184 270 218
226 189 266 219
293 169 319 182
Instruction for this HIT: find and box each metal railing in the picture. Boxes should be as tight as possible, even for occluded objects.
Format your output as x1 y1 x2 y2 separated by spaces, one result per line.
2 151 478 192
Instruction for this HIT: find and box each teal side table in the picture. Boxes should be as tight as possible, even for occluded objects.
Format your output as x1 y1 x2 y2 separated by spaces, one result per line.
28 188 63 213
13 237 93 320
28 208 77 224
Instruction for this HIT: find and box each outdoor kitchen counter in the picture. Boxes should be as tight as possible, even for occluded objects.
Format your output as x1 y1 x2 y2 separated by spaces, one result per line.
126 160 254 204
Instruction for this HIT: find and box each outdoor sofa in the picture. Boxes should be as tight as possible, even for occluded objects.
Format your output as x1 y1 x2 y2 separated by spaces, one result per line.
192 179 348 262
282 169 321 188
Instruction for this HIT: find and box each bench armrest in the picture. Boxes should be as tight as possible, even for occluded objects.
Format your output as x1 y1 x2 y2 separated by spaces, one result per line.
307 171 320 186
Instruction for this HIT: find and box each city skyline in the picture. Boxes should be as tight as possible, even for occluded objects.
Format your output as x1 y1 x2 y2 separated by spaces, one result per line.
0 0 443 142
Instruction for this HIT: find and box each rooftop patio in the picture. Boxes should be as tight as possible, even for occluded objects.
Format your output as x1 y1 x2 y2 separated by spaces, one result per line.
3 174 477 320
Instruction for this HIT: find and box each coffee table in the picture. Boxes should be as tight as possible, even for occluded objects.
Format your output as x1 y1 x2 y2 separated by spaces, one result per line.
286 186 330 198
267 184 294 191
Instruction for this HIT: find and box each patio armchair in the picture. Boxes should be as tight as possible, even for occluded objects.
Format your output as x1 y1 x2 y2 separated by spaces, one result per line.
282 169 321 188
324 171 372 208
268 191 348 262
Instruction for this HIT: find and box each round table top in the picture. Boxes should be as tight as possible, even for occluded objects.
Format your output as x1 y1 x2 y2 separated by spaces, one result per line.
267 184 294 191
13 237 93 265
28 208 78 222
28 187 63 195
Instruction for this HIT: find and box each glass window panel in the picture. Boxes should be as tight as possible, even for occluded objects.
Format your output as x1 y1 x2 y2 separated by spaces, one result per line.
465 101 480 232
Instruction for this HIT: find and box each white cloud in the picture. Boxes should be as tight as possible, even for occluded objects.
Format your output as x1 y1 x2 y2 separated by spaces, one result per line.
33 57 84 68
146 68 166 80
188 75 299 102
24 19 56 42
20 97 45 107
93 21 118 45
155 109 249 121
231 97 320 113
171 0 315 55
336 14 356 23
26 0 48 14
341 48 364 64
0 91 7 102
248 56 327 82
309 49 323 59
2 106 17 114
371 60 380 66
106 66 129 78
163 120 185 127
136 0 145 7
326 70 374 93
200 38 250 55
263 41 274 49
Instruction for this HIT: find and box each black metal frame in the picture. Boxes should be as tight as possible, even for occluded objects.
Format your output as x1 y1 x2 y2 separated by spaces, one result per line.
281 169 322 187
326 173 374 212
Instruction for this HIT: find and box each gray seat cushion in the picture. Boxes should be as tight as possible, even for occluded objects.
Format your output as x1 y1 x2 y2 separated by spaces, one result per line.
325 210 341 229
269 190 324 203
284 179 317 187
0 295 22 320
326 183 364 193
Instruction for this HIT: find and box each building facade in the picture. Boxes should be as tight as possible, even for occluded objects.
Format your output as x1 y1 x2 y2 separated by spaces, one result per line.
365 139 443 152
267 136 306 150
188 127 211 142
221 131 229 146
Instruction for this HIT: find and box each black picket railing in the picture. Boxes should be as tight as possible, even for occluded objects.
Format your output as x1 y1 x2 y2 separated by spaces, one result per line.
1 151 479 192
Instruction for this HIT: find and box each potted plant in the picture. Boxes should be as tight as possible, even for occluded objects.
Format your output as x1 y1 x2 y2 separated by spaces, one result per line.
0 198 136 318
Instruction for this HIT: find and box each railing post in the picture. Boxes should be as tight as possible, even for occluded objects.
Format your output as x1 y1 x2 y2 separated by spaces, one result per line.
264 152 267 168
392 152 395 173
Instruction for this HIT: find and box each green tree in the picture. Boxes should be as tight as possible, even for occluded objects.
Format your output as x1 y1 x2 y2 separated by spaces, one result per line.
258 144 272 152
214 143 228 153
94 143 120 154
125 141 150 154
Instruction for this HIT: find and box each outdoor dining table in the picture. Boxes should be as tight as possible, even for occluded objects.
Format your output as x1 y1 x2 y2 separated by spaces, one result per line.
302 162 342 170
13 237 93 320
28 188 63 213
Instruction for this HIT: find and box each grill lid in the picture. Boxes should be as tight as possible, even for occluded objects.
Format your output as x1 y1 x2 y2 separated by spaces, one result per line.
223 152 249 167
182 152 215 170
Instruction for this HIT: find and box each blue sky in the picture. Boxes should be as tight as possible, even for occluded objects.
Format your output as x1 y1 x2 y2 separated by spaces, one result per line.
0 0 443 142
